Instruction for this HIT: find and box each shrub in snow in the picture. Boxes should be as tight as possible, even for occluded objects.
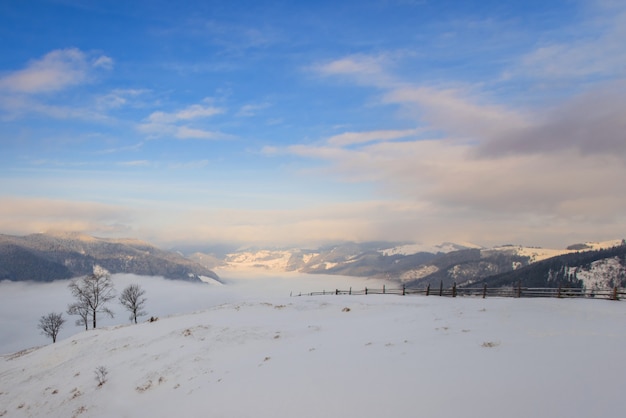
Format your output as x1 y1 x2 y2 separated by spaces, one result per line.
95 366 109 387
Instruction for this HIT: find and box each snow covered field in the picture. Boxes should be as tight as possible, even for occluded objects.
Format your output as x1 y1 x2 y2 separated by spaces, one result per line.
1 273 625 417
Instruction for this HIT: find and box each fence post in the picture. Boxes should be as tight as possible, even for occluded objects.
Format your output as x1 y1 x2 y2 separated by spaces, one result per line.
557 284 562 298
517 281 522 298
349 287 352 295
365 287 368 295
612 286 619 300
383 284 386 294
335 289 338 295
452 282 457 298
482 284 487 299
426 283 430 296
439 281 443 296
402 285 406 296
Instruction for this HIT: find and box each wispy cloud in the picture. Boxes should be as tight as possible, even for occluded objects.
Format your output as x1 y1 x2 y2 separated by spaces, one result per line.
173 104 224 120
0 94 111 122
0 48 115 122
138 100 228 140
312 54 396 87
383 86 530 142
96 89 148 110
201 19 278 52
515 7 626 79
176 126 228 140
117 160 152 167
0 48 112 94
236 102 271 117
327 129 421 147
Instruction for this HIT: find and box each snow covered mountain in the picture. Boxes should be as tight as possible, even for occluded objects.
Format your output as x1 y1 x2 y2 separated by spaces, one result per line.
193 241 479 275
192 240 625 288
2 291 625 418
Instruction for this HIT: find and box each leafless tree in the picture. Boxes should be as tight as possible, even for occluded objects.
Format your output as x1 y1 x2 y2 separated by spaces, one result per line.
67 302 90 330
68 265 116 329
38 312 65 343
119 283 147 324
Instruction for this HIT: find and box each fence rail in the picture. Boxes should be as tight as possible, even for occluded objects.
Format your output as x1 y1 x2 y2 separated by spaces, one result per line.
293 283 625 301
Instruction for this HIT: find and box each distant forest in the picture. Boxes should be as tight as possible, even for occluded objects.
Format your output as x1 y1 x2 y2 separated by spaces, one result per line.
473 241 626 289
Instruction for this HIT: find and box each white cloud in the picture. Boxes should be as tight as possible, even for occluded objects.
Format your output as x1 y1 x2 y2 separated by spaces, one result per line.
175 126 225 140
237 102 271 117
515 5 626 79
383 86 529 142
92 55 114 70
96 89 147 110
327 129 421 146
312 54 396 87
139 100 227 140
117 160 152 167
0 48 112 94
0 94 111 121
0 49 115 122
175 104 224 120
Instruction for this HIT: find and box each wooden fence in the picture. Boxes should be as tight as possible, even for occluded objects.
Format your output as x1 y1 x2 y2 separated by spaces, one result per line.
292 282 625 301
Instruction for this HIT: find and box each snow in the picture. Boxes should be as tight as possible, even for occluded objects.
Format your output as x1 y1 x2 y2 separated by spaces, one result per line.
381 241 482 256
568 257 625 290
223 250 295 271
493 239 625 263
1 274 625 418
398 264 440 282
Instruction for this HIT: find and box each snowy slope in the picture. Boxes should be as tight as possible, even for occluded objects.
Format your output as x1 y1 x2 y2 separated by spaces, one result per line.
567 257 626 289
223 249 297 271
489 239 625 262
380 241 481 256
2 291 625 418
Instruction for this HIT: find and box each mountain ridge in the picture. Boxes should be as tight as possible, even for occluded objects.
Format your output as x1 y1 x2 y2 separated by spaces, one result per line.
0 232 220 283
192 239 625 288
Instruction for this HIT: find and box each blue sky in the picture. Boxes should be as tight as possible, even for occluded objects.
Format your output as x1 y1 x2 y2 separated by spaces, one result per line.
1 0 625 249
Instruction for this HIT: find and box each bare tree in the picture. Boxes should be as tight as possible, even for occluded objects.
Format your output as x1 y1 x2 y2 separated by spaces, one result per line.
119 283 147 324
38 312 65 343
67 302 90 330
68 265 116 329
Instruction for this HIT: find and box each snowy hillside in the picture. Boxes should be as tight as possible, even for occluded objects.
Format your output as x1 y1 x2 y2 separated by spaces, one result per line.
1 279 625 418
567 257 626 290
380 241 481 256
223 249 297 271
488 239 625 262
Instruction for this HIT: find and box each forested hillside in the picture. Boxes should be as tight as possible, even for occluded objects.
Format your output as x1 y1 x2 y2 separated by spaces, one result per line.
470 242 626 289
0 233 220 282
